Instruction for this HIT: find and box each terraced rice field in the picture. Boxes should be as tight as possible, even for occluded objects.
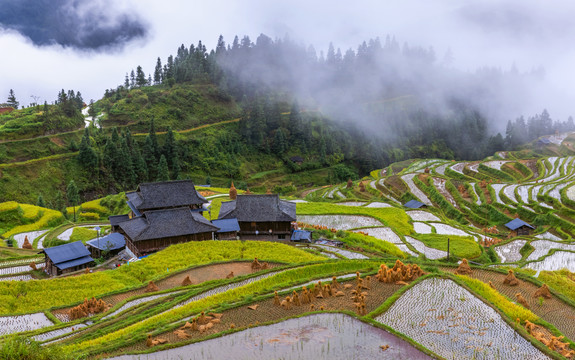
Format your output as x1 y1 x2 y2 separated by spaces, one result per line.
483 160 508 171
0 313 53 336
443 267 575 341
0 263 43 275
353 227 402 243
495 240 527 263
13 230 48 248
112 313 432 360
298 215 383 230
365 202 393 208
525 251 575 272
525 240 575 262
313 244 369 259
375 278 550 360
404 237 446 260
402 174 431 205
431 223 470 237
406 211 440 222
413 222 433 234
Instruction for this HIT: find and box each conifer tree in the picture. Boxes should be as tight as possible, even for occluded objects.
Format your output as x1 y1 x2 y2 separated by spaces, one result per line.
66 180 80 222
154 57 163 84
37 195 45 208
6 89 19 109
156 155 170 181
136 65 147 87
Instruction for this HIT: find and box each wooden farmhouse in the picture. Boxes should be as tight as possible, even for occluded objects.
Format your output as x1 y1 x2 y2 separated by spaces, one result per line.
217 194 296 241
43 241 94 276
126 180 208 218
505 218 535 236
117 207 218 257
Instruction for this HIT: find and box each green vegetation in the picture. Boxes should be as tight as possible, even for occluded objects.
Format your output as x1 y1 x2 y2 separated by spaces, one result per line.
416 234 481 259
455 275 539 322
0 336 81 360
296 202 413 235
69 227 98 243
67 260 379 354
0 241 324 315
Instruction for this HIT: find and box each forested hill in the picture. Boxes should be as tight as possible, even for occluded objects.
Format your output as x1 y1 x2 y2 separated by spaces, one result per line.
2 34 575 206
116 33 573 162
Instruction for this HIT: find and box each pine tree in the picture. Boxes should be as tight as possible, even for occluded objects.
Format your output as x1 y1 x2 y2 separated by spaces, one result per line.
133 151 148 184
143 135 157 181
149 118 159 158
66 180 80 222
6 89 19 109
157 155 170 181
37 195 45 208
154 57 163 84
78 128 98 169
136 65 147 87
163 127 175 167
172 153 181 180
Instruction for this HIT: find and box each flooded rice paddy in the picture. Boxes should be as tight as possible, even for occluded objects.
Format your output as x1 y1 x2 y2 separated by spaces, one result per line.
109 313 431 360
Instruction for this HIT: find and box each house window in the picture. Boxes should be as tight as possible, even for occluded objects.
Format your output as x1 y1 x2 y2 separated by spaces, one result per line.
278 234 286 239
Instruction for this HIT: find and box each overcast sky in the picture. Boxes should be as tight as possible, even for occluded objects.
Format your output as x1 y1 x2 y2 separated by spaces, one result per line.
1 0 574 120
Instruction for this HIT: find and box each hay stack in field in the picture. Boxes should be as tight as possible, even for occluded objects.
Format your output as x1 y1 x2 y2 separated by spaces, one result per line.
22 236 33 249
533 284 552 299
181 275 193 286
229 182 237 200
29 262 37 271
516 293 530 309
503 270 519 286
145 281 159 293
455 259 472 275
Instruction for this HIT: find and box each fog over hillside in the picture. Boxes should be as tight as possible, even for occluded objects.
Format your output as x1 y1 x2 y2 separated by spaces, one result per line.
1 0 574 130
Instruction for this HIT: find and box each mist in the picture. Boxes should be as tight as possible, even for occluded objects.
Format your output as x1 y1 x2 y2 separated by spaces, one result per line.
1 0 575 137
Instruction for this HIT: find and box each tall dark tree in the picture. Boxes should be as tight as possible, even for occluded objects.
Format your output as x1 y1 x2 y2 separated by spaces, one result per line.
154 57 163 84
156 155 170 181
66 180 80 222
136 65 147 87
78 128 98 170
6 89 19 109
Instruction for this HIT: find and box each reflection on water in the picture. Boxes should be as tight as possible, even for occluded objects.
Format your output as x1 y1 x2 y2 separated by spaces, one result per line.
109 313 431 360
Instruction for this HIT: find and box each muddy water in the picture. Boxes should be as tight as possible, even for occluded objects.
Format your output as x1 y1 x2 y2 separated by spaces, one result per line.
109 313 431 360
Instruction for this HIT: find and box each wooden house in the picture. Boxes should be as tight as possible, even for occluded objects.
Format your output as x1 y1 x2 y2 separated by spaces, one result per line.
212 218 240 240
217 194 296 241
86 233 125 258
43 241 94 276
125 180 208 218
505 218 535 236
117 207 219 257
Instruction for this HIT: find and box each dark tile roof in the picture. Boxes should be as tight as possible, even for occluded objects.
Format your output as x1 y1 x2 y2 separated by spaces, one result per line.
404 200 426 209
86 233 126 251
217 194 296 222
109 214 130 226
126 180 207 212
212 218 240 233
291 230 312 241
43 241 93 269
118 207 218 242
505 218 535 230
56 256 94 270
